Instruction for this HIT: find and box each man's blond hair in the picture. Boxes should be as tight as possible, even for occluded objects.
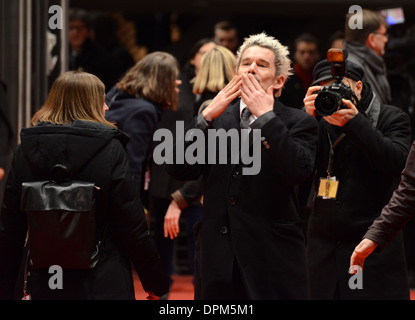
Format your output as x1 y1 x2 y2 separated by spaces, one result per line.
236 32 292 79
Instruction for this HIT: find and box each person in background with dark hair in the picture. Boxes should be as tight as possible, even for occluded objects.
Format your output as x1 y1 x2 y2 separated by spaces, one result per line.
327 30 345 50
304 58 411 299
105 52 180 197
148 39 215 298
89 12 135 90
68 9 106 87
344 9 391 105
213 21 239 55
280 33 320 109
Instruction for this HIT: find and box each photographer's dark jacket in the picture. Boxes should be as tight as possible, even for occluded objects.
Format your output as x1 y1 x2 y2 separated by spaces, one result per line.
307 84 411 299
0 121 168 299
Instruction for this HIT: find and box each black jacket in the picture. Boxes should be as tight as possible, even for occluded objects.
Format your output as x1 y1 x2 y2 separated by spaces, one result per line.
0 120 168 299
167 98 318 299
307 85 412 299
105 87 163 193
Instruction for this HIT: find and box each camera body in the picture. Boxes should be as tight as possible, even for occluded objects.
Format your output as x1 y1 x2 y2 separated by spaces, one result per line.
314 81 354 116
314 49 355 117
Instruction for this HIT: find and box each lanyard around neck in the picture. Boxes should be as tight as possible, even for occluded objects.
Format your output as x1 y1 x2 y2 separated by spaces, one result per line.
327 132 345 178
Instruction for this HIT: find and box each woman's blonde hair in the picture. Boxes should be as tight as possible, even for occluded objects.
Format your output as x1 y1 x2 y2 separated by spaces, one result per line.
193 46 236 95
31 71 115 128
116 51 179 111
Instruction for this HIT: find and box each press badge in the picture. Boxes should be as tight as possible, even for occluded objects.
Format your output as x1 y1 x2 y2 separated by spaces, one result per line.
317 176 339 199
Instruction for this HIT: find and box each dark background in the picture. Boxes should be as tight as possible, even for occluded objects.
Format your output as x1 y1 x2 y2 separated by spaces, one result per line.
69 0 415 66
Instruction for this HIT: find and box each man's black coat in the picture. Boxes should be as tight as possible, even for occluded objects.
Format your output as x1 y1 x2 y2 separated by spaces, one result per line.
167 98 318 299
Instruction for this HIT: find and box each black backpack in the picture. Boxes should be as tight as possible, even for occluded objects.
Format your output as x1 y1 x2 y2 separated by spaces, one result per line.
21 164 105 270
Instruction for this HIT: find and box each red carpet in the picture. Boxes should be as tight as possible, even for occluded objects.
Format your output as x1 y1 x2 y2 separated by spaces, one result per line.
134 272 415 300
134 273 194 300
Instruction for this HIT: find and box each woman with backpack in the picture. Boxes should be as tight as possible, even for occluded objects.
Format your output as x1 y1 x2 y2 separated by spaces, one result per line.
0 70 169 300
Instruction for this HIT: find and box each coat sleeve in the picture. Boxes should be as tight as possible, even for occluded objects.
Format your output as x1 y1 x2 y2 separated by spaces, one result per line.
253 110 319 185
120 104 159 189
0 147 28 299
342 108 411 178
170 176 203 209
108 140 169 297
364 141 415 251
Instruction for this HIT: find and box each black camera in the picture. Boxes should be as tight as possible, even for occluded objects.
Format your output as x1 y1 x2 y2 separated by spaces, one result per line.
314 49 355 117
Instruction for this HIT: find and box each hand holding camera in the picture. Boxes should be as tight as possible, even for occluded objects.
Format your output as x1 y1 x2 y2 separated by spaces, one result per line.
304 86 358 127
304 48 360 126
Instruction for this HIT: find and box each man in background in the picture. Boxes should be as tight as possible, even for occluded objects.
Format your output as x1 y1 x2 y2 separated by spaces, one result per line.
167 32 318 299
213 20 239 55
280 33 320 109
344 9 391 105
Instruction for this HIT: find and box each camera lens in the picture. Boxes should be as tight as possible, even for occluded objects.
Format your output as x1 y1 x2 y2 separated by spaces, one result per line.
315 91 342 116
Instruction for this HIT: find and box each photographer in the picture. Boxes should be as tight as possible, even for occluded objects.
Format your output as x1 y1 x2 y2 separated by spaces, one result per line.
304 54 412 299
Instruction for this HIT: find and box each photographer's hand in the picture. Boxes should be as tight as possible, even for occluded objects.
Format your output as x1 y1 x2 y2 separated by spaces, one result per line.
303 86 321 118
324 98 358 127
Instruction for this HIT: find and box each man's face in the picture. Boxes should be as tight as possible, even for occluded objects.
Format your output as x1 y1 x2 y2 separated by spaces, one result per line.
69 20 89 50
367 24 388 56
237 45 283 93
294 41 320 72
214 29 238 53
190 42 216 75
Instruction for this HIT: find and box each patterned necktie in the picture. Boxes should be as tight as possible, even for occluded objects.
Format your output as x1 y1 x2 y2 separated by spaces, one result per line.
240 107 252 129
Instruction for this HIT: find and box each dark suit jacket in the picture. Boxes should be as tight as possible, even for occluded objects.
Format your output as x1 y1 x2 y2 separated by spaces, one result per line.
167 97 318 299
